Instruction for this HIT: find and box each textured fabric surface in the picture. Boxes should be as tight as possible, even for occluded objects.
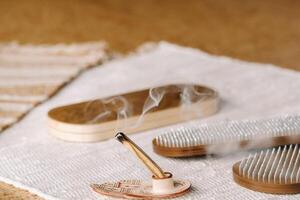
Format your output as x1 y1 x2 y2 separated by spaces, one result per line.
1 42 300 199
0 42 107 132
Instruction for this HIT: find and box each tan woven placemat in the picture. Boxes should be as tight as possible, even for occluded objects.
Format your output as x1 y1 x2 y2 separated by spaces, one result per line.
0 42 108 133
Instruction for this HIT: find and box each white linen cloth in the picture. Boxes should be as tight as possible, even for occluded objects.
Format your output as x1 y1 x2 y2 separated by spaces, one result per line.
1 42 300 199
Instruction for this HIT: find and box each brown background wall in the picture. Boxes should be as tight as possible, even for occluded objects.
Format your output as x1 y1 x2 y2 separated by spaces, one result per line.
1 0 300 70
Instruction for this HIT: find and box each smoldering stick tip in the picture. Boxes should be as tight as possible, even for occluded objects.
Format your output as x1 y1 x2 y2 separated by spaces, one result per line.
115 132 126 143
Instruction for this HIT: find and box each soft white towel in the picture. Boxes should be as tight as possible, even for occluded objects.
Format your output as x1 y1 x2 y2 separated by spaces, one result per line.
0 42 300 199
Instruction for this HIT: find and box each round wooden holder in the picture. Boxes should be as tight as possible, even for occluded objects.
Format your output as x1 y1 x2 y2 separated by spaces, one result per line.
48 84 219 142
91 173 191 199
233 161 300 194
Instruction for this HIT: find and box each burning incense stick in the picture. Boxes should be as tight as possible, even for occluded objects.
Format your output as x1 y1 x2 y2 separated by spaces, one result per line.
115 132 166 178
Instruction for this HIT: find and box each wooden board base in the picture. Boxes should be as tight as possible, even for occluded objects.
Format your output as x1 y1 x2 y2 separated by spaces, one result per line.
232 162 300 194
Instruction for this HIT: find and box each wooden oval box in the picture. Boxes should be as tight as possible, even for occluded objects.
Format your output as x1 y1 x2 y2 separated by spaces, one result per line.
47 84 219 142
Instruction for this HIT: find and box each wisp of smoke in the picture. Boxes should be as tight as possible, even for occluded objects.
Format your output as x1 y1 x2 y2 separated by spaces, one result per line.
85 84 210 132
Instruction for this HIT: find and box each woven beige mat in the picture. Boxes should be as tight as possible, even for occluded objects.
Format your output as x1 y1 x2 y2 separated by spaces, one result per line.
0 42 108 133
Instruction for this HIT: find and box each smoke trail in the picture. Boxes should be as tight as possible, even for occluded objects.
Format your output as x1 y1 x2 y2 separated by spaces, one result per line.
132 86 167 128
84 96 132 125
85 84 211 133
202 116 300 156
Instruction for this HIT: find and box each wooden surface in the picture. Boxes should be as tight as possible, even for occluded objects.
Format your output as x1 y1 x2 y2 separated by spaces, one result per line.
0 0 300 199
0 183 41 200
1 0 300 70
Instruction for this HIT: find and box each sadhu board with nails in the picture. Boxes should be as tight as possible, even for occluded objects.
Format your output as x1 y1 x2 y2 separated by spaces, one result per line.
153 115 300 157
47 84 219 142
233 144 300 194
